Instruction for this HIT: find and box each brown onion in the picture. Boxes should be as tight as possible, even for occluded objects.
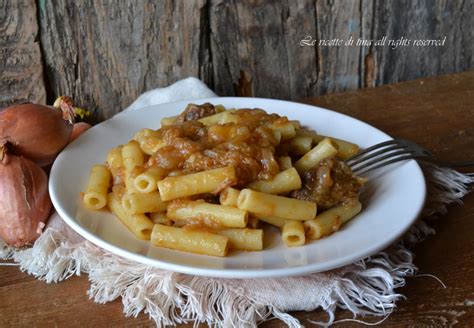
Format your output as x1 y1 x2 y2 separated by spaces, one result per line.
69 122 92 142
0 100 75 166
0 149 52 247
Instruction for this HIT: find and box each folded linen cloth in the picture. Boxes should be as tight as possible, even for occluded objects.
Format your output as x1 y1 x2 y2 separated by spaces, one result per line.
1 77 473 327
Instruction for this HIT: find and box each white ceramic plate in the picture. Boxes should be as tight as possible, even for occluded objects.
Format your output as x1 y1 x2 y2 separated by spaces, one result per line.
49 97 426 279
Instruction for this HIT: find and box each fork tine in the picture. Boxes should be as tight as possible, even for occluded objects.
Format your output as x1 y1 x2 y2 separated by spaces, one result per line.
347 144 408 167
354 154 420 175
345 139 401 164
346 139 398 165
350 149 415 171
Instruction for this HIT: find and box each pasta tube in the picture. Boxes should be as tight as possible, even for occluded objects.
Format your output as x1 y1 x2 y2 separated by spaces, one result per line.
290 120 301 130
247 167 301 194
133 166 167 193
214 104 226 112
161 115 178 126
167 200 248 228
208 124 251 143
281 220 305 247
277 156 292 171
161 106 226 127
237 189 316 221
198 110 239 125
151 224 229 257
255 215 287 227
217 228 263 251
312 135 359 160
122 141 145 191
133 128 159 140
133 128 166 155
294 138 338 172
149 212 172 226
295 128 318 139
122 140 145 170
83 165 111 210
267 121 296 141
304 201 362 240
106 147 123 183
107 193 154 240
158 166 237 201
272 129 282 144
219 187 241 206
122 191 168 214
332 200 362 225
299 130 359 160
288 136 313 155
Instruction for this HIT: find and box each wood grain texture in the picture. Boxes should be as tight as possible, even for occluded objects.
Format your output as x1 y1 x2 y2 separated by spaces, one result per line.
38 0 210 120
31 0 473 118
0 0 46 108
370 0 473 86
210 0 319 99
0 72 473 327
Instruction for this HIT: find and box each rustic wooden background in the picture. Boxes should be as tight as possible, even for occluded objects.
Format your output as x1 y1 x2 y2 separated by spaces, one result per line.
1 0 472 120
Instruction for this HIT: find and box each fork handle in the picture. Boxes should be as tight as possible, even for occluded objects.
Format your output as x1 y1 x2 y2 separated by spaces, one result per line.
425 159 474 168
448 160 474 168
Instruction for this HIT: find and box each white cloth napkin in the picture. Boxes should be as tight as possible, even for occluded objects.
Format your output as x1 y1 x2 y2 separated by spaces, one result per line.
1 77 473 327
126 77 218 112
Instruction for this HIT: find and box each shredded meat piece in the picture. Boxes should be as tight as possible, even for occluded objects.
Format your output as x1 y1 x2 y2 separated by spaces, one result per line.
291 158 364 210
176 103 217 122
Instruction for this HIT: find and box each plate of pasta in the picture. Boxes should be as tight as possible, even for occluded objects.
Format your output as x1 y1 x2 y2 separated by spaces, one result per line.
49 98 426 278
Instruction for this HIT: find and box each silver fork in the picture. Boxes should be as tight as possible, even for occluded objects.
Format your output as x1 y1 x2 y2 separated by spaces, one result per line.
346 139 474 175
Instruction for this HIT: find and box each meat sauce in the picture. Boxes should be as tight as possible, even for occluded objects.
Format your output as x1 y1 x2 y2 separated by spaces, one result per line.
291 158 365 210
147 103 364 208
147 104 282 186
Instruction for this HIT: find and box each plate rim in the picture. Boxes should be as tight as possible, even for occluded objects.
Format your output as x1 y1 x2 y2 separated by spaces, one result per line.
49 97 426 279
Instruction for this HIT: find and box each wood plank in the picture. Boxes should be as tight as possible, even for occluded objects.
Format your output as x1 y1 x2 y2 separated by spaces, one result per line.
371 0 473 85
0 265 149 328
313 0 363 93
210 0 320 99
38 0 211 120
0 0 46 108
33 0 473 118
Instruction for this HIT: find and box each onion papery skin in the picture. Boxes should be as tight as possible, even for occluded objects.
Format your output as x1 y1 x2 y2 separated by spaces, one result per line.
0 153 52 247
0 103 73 166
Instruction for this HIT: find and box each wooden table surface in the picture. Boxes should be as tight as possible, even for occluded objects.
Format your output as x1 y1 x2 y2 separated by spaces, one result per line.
1 72 473 327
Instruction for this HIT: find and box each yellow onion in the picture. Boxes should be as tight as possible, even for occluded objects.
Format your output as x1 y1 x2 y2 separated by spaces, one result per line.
0 149 52 247
0 100 75 167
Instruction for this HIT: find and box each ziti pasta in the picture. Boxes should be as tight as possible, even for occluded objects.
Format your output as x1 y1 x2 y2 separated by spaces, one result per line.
82 103 365 256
